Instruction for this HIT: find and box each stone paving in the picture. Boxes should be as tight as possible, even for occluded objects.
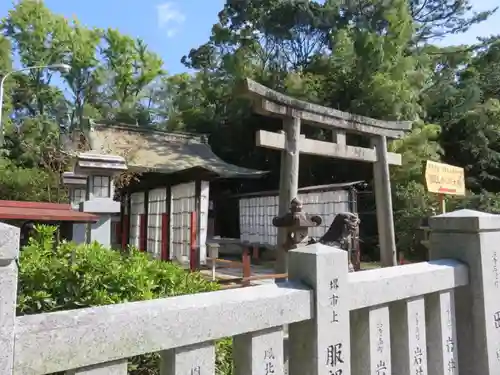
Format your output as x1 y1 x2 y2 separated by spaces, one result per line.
199 260 278 285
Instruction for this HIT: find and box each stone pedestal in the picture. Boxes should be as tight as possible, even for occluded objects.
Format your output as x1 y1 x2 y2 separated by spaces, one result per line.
430 209 500 374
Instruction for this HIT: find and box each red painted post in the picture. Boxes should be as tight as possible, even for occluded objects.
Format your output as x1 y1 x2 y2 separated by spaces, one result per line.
399 251 406 265
189 211 197 271
252 244 259 260
161 213 169 261
242 247 251 287
121 214 129 250
115 221 121 248
139 213 147 252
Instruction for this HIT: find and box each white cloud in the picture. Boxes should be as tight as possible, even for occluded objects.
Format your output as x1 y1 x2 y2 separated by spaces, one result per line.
166 29 178 38
156 2 185 38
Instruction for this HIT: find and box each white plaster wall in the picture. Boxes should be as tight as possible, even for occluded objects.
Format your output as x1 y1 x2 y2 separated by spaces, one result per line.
90 214 112 248
72 224 86 244
129 192 145 248
198 181 209 264
69 187 87 244
147 188 167 259
239 189 351 246
170 182 196 262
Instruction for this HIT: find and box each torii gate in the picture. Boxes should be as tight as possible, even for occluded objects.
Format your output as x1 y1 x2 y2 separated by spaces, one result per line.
240 79 411 272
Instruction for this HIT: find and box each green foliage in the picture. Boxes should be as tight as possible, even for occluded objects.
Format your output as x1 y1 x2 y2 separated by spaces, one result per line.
3 0 500 371
17 225 232 374
18 241 217 314
409 0 496 42
0 158 65 202
1 0 500 257
388 121 442 256
449 191 500 214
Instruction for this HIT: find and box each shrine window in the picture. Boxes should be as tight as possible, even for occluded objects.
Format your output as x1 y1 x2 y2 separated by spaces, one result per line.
72 188 86 204
92 176 111 198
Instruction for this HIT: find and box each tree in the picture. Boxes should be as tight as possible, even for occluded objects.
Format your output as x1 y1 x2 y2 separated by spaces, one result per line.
0 158 65 202
63 20 102 129
2 0 70 119
409 0 497 42
0 35 14 138
1 0 499 259
98 29 165 125
421 38 500 192
389 121 442 255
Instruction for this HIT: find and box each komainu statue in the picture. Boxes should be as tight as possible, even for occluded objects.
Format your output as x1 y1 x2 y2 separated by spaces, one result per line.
272 198 360 272
310 212 360 272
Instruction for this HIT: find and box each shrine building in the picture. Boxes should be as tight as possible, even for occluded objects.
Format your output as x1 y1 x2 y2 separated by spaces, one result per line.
64 122 266 265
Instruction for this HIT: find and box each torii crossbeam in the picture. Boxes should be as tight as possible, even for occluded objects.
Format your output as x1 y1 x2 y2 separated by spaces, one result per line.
239 78 412 272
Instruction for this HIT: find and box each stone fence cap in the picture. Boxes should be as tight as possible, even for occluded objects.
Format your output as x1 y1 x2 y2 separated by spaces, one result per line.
429 209 500 233
0 222 20 262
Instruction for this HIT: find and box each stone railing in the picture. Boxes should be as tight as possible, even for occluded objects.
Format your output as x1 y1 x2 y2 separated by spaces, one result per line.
1 209 499 374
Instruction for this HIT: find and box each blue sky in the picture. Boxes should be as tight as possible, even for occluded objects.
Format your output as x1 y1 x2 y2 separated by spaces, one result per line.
0 0 499 74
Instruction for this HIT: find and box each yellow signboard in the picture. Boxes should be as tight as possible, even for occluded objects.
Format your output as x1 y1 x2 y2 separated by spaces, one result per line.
424 160 465 196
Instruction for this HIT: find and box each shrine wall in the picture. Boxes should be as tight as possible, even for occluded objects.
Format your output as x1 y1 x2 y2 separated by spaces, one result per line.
127 181 209 264
237 183 358 246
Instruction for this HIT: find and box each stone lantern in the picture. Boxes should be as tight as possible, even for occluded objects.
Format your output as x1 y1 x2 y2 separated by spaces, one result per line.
272 198 322 250
62 171 88 243
66 152 127 247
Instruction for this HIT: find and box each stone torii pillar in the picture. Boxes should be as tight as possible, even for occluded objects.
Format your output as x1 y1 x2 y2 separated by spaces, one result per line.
277 119 300 274
239 78 412 271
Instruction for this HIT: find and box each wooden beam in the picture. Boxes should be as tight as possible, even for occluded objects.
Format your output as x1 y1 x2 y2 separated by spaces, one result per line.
239 78 412 139
256 130 402 166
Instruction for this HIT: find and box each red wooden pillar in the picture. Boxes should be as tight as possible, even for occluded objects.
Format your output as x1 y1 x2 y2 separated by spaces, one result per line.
161 213 169 261
121 214 129 250
115 221 121 247
242 247 251 287
139 213 147 252
189 211 197 271
399 251 408 265
252 244 259 260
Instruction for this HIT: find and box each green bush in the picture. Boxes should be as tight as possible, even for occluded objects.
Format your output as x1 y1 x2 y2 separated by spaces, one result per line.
17 225 232 375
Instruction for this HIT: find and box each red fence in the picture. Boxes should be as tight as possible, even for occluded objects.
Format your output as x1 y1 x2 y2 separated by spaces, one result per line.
189 212 197 271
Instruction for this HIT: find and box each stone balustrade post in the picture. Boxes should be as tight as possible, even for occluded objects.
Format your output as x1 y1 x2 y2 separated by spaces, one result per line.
0 223 20 374
430 209 500 374
287 242 350 375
